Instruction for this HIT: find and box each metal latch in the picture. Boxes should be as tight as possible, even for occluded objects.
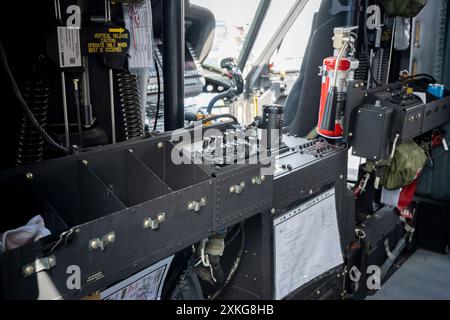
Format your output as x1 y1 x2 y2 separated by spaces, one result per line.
143 213 166 230
251 175 266 186
187 197 207 213
229 182 246 195
89 232 116 252
23 255 56 278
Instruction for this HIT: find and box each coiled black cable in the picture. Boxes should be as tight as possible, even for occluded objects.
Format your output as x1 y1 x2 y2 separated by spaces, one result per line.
16 80 49 166
0 40 71 155
116 71 144 140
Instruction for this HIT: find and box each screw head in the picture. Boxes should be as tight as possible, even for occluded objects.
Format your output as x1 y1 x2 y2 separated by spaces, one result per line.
107 233 116 243
48 257 56 266
25 173 33 181
157 142 164 149
89 239 100 250
24 265 34 277
82 160 88 166
229 186 236 194
188 202 196 211
144 219 152 229
261 175 266 182
271 208 276 214
157 213 166 223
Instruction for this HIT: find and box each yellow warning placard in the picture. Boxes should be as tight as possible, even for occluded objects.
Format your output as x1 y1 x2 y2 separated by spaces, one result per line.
87 28 129 55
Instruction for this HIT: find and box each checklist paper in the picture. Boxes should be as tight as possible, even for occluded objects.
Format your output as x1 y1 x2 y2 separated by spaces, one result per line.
274 189 343 300
100 256 174 300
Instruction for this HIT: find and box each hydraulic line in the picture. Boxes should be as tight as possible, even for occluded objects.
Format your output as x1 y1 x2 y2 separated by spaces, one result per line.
206 89 234 115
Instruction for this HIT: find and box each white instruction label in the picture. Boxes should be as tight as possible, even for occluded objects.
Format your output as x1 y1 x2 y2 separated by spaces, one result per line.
273 189 344 300
101 256 174 300
123 0 154 70
57 27 82 68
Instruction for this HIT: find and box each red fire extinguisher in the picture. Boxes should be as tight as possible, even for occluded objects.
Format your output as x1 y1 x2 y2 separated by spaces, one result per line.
317 27 359 139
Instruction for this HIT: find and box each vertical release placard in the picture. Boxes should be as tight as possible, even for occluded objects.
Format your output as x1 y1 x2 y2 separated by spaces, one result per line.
273 189 344 300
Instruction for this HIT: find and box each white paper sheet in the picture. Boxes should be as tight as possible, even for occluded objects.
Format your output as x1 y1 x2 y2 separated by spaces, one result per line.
273 189 344 300
123 0 154 70
101 256 174 300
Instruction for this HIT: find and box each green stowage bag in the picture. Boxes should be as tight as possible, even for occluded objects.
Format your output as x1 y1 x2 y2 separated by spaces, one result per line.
378 0 427 17
382 141 428 190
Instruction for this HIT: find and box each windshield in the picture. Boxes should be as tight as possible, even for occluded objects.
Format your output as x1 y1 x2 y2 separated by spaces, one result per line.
268 0 322 73
191 0 260 67
193 0 323 74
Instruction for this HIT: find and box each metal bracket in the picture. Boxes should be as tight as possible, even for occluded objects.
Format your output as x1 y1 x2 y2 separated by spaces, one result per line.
251 175 266 186
23 255 56 278
229 182 246 195
143 213 166 230
89 232 116 252
187 197 207 213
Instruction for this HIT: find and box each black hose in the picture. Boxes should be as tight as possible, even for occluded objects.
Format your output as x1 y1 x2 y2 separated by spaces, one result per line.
186 114 239 129
207 89 233 115
153 49 162 131
202 114 238 125
0 40 71 155
403 73 437 83
211 222 246 300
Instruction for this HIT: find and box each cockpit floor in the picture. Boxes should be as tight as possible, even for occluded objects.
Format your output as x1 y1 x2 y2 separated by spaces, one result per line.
369 250 450 300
